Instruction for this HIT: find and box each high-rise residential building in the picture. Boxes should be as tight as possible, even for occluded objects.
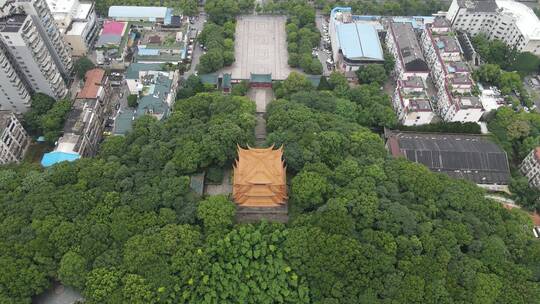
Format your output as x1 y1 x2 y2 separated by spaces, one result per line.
0 14 68 103
1 0 73 77
0 110 29 164
46 0 98 57
520 147 540 189
446 0 540 55
0 45 31 113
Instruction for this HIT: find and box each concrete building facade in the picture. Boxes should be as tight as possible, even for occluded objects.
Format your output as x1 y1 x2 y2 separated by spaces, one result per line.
0 45 31 113
2 0 74 78
520 147 540 189
46 0 98 56
0 14 68 105
446 0 540 55
0 111 29 164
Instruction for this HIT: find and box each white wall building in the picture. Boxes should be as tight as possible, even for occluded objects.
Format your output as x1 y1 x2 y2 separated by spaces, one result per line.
0 111 29 164
421 23 484 122
0 14 68 102
0 46 31 113
393 77 435 126
447 0 540 55
520 147 540 189
46 0 98 57
2 0 74 78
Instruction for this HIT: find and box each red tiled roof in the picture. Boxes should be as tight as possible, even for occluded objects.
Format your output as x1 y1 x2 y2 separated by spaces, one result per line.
535 147 540 163
77 68 105 99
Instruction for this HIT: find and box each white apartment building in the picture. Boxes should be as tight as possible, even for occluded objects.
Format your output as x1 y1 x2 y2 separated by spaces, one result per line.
0 111 29 164
393 77 435 125
46 0 98 56
421 22 484 122
520 147 540 189
0 14 68 101
1 0 74 77
447 0 540 55
0 46 31 113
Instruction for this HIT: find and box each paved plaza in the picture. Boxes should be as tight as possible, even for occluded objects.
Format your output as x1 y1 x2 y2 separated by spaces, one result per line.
224 15 292 80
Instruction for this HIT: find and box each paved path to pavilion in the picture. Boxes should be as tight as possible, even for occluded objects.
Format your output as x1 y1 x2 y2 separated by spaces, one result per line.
221 15 292 80
204 169 232 196
248 87 274 146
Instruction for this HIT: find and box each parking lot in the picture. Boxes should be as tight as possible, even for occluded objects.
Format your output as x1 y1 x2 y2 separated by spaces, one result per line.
523 75 540 112
223 15 292 80
315 13 333 76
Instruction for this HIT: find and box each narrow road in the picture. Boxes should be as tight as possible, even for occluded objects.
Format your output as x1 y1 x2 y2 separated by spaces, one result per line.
485 194 519 208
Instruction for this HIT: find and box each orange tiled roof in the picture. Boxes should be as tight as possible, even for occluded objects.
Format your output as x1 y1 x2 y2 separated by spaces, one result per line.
233 145 287 207
77 68 105 99
531 212 540 227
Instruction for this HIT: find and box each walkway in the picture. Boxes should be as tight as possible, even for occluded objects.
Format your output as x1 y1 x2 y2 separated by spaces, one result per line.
248 87 274 145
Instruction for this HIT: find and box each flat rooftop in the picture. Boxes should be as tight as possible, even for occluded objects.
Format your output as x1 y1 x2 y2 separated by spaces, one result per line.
386 130 510 185
457 0 498 13
435 35 461 53
496 0 540 39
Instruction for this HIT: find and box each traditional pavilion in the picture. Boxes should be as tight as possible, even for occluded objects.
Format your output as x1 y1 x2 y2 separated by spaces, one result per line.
233 145 287 207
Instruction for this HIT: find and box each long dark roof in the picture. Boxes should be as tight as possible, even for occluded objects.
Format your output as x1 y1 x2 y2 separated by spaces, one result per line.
385 130 510 185
390 22 429 72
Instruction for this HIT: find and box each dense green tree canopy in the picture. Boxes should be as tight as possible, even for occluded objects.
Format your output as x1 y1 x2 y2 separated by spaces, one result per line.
74 57 96 79
23 94 72 143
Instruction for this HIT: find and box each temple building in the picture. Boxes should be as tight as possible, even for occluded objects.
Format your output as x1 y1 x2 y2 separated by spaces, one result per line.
233 145 287 207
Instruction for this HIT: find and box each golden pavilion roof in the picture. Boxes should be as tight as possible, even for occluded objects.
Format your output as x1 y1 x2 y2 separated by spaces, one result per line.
233 145 287 207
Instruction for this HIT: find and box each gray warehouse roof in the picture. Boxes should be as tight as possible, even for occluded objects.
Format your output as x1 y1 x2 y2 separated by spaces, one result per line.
385 130 510 185
389 22 429 72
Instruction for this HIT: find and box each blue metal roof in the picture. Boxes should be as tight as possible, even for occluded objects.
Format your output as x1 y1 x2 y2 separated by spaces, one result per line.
109 6 169 20
41 151 80 167
336 23 384 61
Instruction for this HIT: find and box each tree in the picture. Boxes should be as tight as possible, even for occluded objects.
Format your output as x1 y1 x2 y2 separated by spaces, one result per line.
291 171 331 212
196 195 236 233
74 57 95 79
198 50 224 74
85 268 121 303
59 251 87 290
281 72 313 97
231 80 249 96
356 64 388 85
23 93 56 135
182 224 310 303
127 95 138 108
41 99 72 144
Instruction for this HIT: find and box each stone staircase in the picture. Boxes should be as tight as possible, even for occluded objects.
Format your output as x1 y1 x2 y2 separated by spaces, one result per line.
235 205 289 223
